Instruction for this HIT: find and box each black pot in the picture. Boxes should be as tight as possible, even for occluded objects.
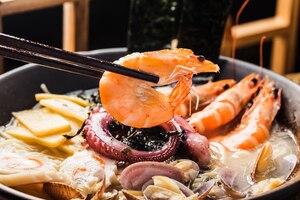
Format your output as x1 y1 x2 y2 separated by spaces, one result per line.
0 48 299 200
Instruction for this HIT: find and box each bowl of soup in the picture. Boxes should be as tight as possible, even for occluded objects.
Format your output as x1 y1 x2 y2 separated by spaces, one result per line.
0 48 299 200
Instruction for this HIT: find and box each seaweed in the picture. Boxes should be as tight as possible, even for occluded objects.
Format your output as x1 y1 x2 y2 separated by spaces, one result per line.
127 0 233 64
177 0 233 63
127 0 180 52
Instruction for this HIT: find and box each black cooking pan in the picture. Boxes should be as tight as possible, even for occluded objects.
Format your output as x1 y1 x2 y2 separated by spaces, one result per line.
0 48 299 200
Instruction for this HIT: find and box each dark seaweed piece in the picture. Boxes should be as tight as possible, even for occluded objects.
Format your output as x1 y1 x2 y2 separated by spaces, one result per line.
63 119 87 140
177 0 233 63
127 0 180 52
107 118 175 151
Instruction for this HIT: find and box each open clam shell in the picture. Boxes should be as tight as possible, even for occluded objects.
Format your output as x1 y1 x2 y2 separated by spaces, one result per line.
251 142 298 183
169 159 200 182
43 182 84 200
91 177 106 200
274 154 298 181
219 168 246 198
251 142 274 182
141 176 213 200
44 175 106 200
122 190 144 200
192 179 215 199
101 190 119 200
120 161 185 190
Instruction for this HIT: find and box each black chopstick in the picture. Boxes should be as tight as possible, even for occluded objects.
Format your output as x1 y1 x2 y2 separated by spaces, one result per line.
0 45 101 79
0 33 159 83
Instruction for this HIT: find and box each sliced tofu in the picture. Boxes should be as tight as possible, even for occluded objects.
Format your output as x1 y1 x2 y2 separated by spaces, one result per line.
35 93 90 107
39 98 89 123
6 126 68 148
13 108 71 137
58 136 84 155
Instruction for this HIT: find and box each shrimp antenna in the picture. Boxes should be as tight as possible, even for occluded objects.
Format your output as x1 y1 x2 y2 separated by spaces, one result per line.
231 0 250 79
259 35 267 78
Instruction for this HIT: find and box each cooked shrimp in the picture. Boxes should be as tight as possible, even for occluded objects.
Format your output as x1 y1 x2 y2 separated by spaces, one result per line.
221 77 281 150
177 79 236 117
189 73 261 134
99 48 219 128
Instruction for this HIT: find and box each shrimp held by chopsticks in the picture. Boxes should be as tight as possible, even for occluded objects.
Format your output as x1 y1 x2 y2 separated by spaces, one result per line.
221 77 281 151
99 48 219 128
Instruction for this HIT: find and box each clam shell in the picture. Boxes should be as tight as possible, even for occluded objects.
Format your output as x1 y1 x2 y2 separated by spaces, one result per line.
142 176 197 199
120 161 185 190
143 185 186 200
43 182 84 200
251 142 274 182
91 176 106 200
219 168 245 198
192 179 215 199
101 190 119 200
274 154 298 181
122 190 144 200
170 159 200 182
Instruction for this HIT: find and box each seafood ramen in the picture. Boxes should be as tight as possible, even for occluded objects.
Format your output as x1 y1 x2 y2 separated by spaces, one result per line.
0 49 298 200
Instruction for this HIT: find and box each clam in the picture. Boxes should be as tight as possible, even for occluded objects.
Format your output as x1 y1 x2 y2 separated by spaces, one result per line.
44 177 106 200
141 176 213 200
251 142 275 182
251 142 297 183
101 190 119 200
91 177 106 200
44 150 106 200
142 176 196 200
273 154 298 181
143 185 190 200
192 179 215 200
219 168 245 198
122 190 144 200
170 159 200 182
120 161 185 190
43 182 84 200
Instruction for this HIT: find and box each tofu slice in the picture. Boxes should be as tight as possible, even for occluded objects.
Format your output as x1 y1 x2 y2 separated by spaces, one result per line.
39 98 89 123
13 108 71 137
58 136 84 155
6 126 69 148
35 93 90 107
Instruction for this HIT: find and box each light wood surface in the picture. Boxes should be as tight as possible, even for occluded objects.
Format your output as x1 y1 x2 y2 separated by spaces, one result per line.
0 0 90 73
221 0 300 74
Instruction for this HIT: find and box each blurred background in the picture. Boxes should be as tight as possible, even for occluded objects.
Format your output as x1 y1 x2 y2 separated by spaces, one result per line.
1 0 299 78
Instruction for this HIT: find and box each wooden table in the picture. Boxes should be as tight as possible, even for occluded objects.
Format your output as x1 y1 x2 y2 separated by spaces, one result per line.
0 0 89 74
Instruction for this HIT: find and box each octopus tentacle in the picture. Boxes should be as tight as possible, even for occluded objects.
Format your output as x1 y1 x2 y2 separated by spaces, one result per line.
85 109 180 163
